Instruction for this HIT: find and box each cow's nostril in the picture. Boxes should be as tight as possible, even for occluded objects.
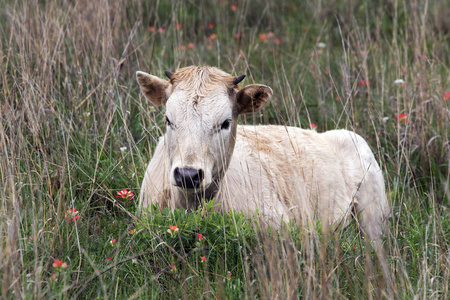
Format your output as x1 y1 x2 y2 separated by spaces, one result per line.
173 167 182 186
196 169 204 186
173 167 204 189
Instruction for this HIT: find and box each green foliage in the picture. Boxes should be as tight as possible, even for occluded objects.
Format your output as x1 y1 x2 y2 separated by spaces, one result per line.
138 201 256 274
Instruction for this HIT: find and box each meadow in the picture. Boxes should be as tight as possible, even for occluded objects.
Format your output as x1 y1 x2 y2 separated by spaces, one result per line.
0 0 449 298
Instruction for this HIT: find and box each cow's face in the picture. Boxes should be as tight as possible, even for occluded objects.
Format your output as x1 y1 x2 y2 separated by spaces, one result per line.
137 66 272 192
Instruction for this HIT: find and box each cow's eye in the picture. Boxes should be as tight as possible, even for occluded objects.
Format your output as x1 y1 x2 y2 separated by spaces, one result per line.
221 119 231 130
165 116 173 127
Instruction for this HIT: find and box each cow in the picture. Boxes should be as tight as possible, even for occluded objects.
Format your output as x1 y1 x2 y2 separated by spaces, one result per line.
136 66 390 240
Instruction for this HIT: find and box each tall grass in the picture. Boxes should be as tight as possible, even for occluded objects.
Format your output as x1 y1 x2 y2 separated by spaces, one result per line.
1 0 448 298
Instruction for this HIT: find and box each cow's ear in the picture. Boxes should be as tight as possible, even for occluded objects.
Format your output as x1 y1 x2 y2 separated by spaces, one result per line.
136 71 171 106
236 84 273 114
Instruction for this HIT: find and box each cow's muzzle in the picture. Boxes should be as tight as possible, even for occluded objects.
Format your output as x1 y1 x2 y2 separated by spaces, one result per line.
173 167 204 189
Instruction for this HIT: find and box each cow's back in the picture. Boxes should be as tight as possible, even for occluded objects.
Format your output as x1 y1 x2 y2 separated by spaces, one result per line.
217 125 384 229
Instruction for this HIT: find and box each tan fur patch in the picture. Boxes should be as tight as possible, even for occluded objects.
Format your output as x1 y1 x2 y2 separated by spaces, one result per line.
170 66 236 98
240 130 273 153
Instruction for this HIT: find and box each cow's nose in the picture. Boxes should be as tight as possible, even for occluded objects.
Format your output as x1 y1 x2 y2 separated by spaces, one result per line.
173 167 204 189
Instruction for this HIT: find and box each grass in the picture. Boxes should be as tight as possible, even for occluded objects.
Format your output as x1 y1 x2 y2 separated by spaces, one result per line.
1 0 449 298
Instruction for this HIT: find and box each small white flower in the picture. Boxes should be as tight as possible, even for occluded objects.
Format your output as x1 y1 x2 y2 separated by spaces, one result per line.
394 79 405 84
382 117 389 123
317 42 326 48
120 146 127 152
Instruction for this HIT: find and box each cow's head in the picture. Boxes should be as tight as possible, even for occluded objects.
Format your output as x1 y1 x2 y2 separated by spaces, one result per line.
136 66 272 192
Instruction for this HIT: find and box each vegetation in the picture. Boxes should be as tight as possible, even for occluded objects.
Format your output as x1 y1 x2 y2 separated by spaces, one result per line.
1 0 448 298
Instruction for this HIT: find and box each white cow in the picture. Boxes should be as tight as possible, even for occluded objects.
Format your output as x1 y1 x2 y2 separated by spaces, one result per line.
137 66 389 240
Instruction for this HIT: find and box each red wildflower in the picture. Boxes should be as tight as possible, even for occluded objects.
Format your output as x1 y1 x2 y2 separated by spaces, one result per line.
158 27 165 33
50 273 57 281
175 23 182 30
110 238 117 246
148 26 156 32
309 123 318 129
208 33 217 40
358 80 369 86
117 189 134 200
275 38 281 45
187 42 195 49
30 236 33 240
200 256 206 262
167 225 179 234
197 233 206 241
128 229 136 235
208 22 214 29
396 113 408 124
234 33 241 39
179 45 185 50
227 271 232 277
445 91 450 101
171 264 177 272
106 257 112 261
231 4 237 11
52 259 67 269
353 246 356 251
336 96 341 100
258 33 268 43
64 207 82 223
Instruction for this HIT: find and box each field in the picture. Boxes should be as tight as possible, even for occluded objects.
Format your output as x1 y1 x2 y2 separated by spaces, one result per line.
1 0 449 298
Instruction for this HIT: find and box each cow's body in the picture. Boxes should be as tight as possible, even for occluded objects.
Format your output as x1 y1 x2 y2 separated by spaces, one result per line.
136 66 389 240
